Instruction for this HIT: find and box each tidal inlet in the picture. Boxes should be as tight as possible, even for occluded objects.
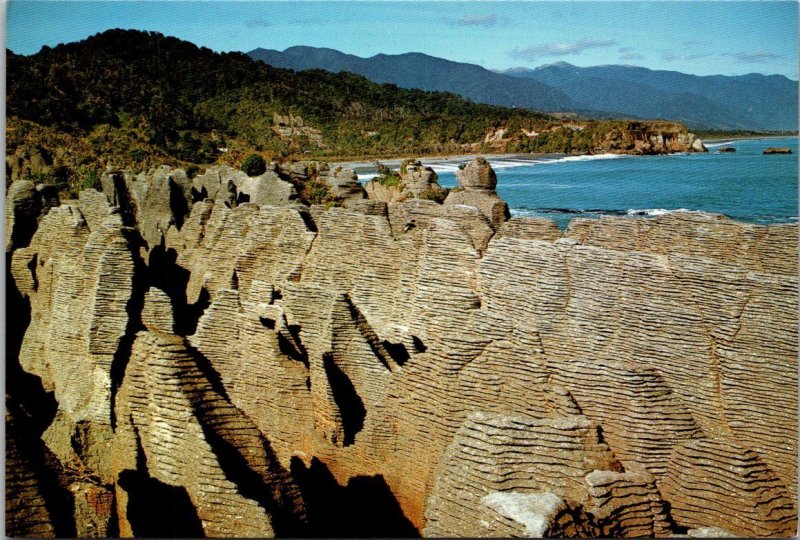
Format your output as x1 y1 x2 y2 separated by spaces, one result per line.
5 1 798 538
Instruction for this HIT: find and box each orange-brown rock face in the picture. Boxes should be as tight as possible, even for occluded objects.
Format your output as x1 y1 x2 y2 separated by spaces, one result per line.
5 159 797 537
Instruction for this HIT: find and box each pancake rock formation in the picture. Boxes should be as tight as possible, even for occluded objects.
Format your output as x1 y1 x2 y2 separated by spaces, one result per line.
5 157 797 538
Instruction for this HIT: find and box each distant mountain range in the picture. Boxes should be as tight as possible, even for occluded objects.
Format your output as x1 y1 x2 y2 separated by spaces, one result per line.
249 48 798 131
248 46 582 114
502 62 798 131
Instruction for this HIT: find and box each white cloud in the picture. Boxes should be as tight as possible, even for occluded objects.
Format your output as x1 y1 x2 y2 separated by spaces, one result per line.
509 38 617 61
457 14 499 28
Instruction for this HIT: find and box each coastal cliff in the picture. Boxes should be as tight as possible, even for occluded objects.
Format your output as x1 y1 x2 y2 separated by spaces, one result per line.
6 159 796 537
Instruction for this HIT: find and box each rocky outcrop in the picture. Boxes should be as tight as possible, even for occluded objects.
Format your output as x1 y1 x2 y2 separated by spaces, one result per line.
763 147 792 154
443 157 510 228
271 113 324 147
364 159 446 203
193 164 299 208
718 146 736 152
599 122 707 155
114 329 307 537
5 180 60 252
6 158 797 537
661 438 796 537
276 161 366 206
5 144 56 186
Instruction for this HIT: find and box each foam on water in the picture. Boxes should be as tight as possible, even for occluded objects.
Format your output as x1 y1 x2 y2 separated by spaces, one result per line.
625 208 695 216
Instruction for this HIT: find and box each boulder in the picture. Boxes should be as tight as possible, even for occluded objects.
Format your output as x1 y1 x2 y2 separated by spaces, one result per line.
718 146 736 153
399 160 440 195
763 147 792 154
691 137 708 152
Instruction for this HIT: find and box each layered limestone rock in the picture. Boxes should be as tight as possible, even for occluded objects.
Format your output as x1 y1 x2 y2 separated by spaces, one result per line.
444 157 510 228
192 164 298 208
661 438 796 537
114 329 308 537
5 180 60 251
5 157 797 537
422 412 671 537
364 159 446 203
11 207 135 478
5 404 58 538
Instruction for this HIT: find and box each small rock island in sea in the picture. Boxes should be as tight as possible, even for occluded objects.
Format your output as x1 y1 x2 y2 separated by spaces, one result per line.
6 152 797 537
763 146 793 154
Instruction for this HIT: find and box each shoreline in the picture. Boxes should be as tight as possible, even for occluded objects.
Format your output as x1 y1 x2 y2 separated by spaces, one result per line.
329 152 567 176
331 134 798 174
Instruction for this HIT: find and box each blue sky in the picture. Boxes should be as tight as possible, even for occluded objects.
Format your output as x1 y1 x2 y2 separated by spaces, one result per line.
7 1 799 79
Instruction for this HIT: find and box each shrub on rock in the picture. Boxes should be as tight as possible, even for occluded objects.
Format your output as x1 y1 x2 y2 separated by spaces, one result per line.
240 154 266 177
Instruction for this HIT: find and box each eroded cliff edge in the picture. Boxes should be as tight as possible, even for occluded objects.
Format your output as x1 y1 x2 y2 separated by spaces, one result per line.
6 159 797 538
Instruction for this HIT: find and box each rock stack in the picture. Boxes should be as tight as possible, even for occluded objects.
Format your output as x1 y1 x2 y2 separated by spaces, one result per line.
444 157 510 228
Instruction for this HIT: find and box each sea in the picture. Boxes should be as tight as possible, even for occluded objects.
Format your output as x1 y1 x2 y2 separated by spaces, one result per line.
360 136 799 229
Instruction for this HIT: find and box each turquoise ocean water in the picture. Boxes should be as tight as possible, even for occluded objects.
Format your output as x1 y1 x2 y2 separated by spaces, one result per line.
433 137 799 229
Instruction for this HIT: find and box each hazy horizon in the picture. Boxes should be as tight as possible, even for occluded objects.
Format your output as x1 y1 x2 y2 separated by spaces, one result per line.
7 1 799 79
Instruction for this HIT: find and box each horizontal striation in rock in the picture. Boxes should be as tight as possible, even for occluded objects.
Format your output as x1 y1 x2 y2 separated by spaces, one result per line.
495 216 563 242
547 358 704 478
422 411 623 537
566 212 797 276
7 151 797 540
5 409 57 538
661 437 796 537
116 330 307 537
584 462 672 537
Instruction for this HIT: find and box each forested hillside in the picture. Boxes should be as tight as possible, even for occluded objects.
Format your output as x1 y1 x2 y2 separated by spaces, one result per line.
7 29 699 197
7 30 556 181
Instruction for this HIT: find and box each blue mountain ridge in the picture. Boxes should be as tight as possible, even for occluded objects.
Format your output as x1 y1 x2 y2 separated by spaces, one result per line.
249 47 798 131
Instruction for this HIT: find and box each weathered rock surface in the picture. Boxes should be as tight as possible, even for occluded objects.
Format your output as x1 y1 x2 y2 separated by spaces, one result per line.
6 158 797 537
114 329 307 537
193 164 298 208
5 180 60 252
599 123 708 155
661 438 796 537
444 158 510 228
364 159 446 203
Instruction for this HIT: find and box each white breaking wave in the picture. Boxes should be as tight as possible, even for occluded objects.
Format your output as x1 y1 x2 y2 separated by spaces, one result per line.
358 152 631 181
509 208 544 217
626 208 695 216
545 153 629 164
705 140 749 148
